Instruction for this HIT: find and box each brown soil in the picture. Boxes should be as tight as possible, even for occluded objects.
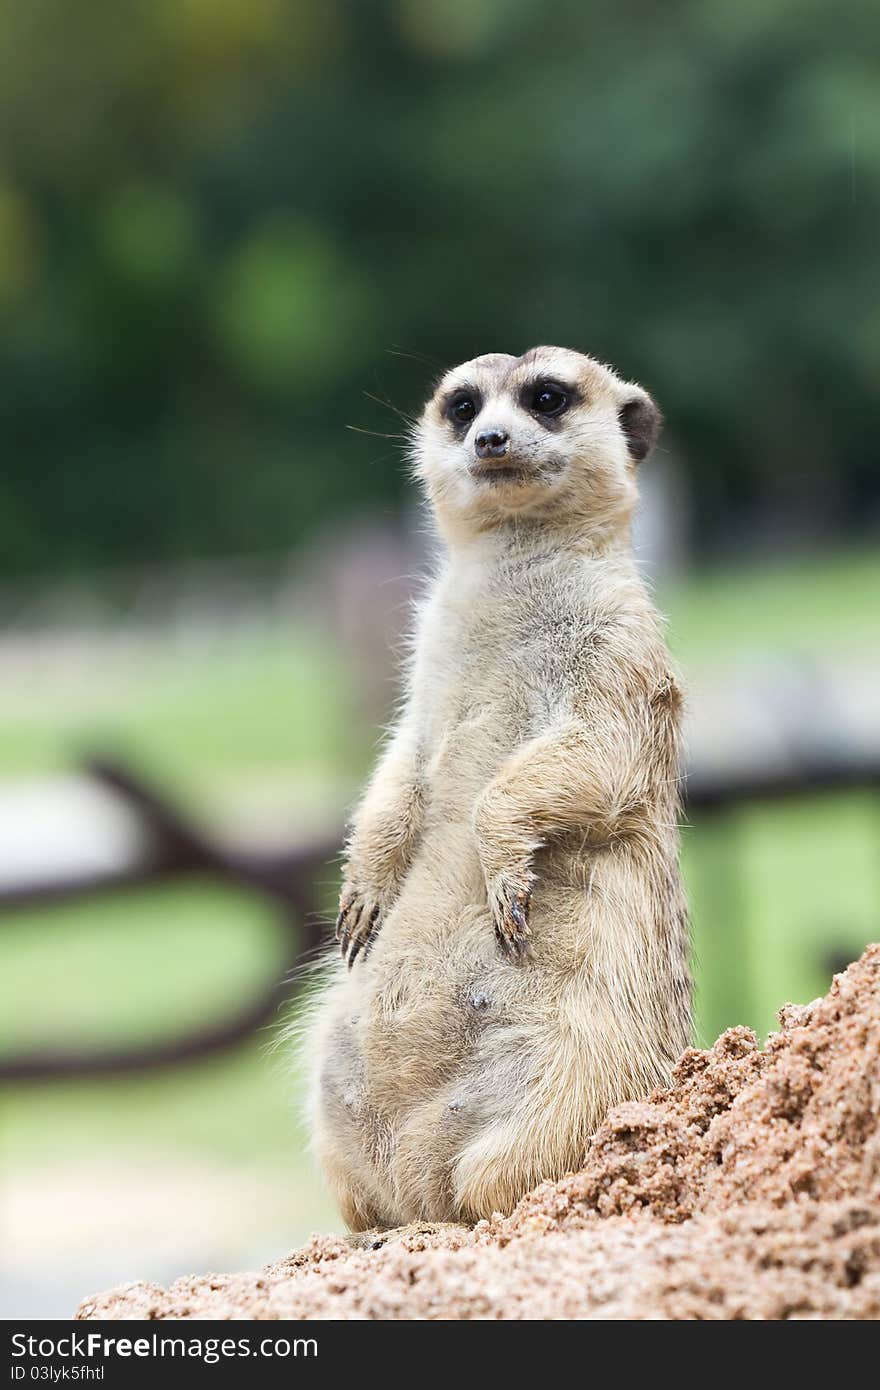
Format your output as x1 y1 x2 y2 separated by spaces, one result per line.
76 945 880 1320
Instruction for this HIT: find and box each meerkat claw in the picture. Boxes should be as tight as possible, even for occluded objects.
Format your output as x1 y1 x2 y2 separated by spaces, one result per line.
336 890 359 961
496 920 532 961
345 903 382 968
335 889 355 942
362 918 381 960
492 884 533 961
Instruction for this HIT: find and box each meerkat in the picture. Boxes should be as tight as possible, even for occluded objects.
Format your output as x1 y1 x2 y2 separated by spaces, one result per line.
306 346 692 1230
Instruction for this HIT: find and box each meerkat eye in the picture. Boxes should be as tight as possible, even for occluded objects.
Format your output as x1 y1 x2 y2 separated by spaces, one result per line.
448 393 478 425
531 385 568 417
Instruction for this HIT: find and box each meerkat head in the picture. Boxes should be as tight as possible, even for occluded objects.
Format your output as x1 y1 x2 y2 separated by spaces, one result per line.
411 346 661 544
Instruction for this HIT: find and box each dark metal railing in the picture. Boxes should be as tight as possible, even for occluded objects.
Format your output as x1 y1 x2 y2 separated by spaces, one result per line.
0 759 334 1082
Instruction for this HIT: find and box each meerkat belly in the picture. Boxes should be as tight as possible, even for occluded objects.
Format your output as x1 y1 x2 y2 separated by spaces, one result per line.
315 817 588 1222
314 833 687 1225
318 955 522 1222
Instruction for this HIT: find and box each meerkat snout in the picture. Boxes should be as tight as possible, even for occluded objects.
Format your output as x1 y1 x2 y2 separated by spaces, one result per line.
474 426 509 461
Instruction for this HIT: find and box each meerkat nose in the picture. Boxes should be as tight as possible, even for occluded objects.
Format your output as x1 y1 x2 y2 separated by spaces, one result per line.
474 428 509 460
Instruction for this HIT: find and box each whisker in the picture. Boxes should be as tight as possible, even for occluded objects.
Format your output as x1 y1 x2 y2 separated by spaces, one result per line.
346 424 408 441
385 344 446 373
363 388 418 428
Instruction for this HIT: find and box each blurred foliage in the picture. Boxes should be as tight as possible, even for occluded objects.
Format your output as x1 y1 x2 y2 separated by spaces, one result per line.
0 0 878 577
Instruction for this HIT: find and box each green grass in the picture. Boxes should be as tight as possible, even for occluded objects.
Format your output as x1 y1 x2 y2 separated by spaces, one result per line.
686 792 880 1045
0 880 288 1050
1 548 878 1237
0 626 363 803
662 548 880 666
4 1041 303 1166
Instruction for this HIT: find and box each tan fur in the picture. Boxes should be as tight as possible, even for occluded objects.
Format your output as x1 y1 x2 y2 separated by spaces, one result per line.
306 346 692 1228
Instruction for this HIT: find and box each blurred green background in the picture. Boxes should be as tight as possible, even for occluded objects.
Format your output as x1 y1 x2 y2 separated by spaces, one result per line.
1 0 878 1316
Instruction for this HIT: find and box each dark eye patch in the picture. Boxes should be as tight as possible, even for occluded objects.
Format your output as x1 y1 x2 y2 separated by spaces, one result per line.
521 379 578 426
444 388 481 428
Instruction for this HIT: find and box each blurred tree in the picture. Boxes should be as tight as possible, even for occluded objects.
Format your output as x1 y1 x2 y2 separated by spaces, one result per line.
0 0 877 577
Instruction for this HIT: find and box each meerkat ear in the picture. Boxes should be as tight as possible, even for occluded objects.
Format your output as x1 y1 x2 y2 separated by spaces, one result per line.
618 390 662 463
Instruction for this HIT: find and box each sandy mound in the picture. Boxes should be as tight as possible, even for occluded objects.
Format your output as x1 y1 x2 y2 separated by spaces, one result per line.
77 946 880 1320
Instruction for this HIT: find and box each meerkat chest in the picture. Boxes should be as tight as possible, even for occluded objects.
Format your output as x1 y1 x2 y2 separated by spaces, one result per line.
413 571 587 789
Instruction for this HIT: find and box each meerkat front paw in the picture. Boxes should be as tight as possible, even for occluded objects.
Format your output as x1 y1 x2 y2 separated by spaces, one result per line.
487 870 534 961
335 885 384 967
